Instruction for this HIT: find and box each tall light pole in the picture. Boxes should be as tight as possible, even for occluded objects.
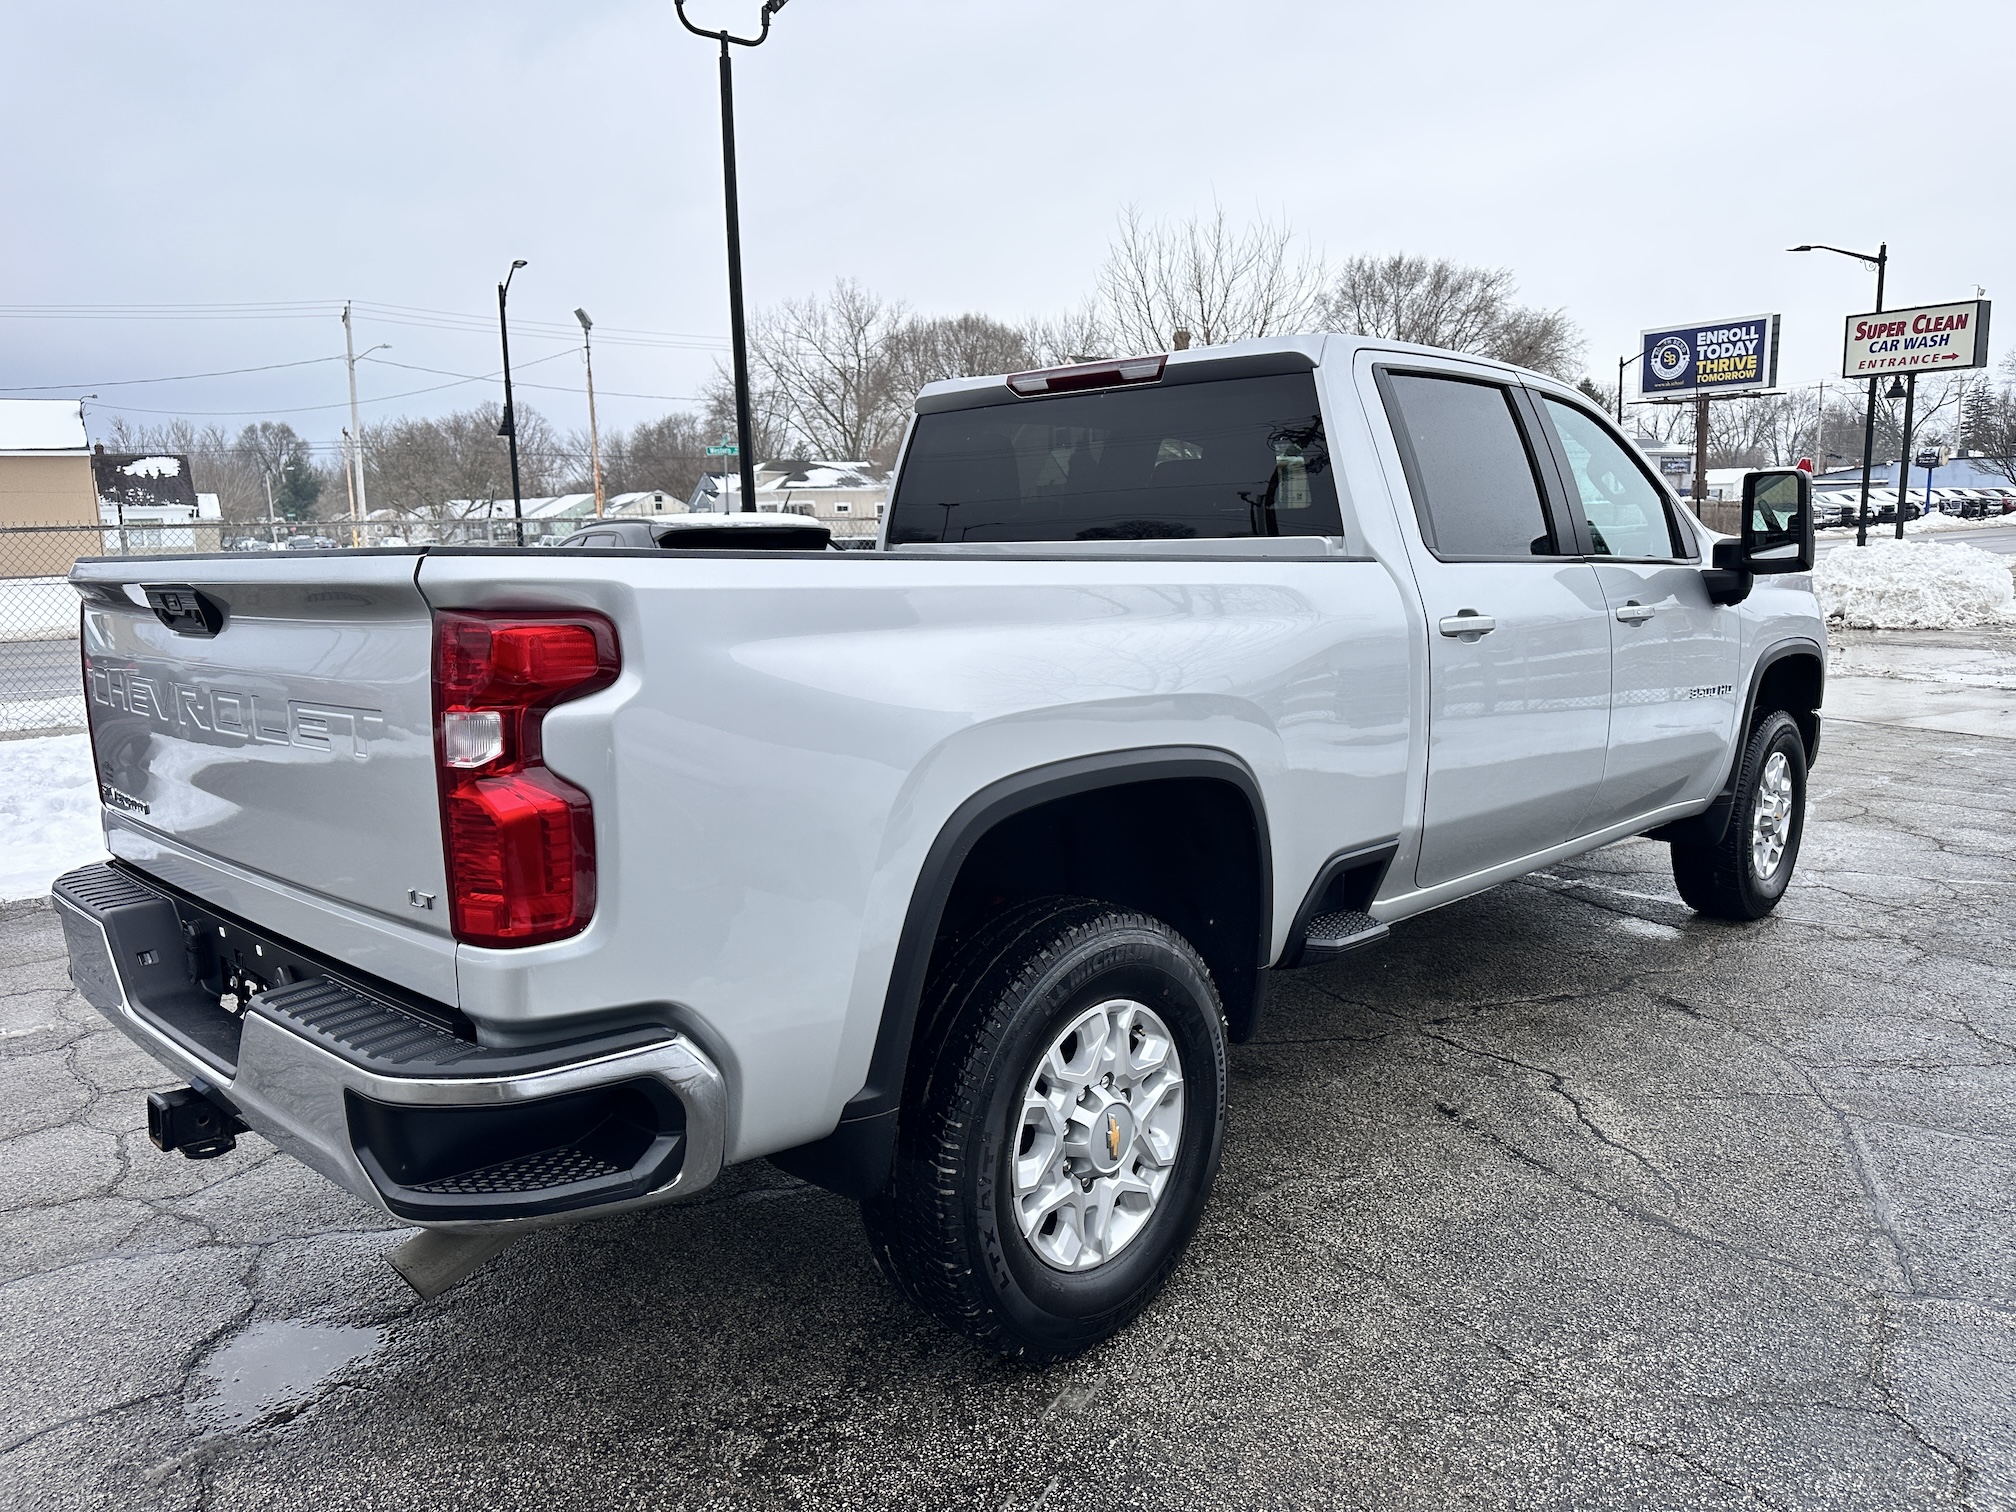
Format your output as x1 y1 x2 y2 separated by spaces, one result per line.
1790 241 1886 547
674 0 790 513
575 307 605 517
497 258 528 545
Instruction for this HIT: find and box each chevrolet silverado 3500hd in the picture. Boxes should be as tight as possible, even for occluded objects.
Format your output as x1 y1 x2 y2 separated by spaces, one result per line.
55 335 1821 1359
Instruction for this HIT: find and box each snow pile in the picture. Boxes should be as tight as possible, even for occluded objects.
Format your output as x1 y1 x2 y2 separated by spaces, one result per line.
0 733 106 900
1906 510 1988 534
0 577 83 640
1815 538 2016 629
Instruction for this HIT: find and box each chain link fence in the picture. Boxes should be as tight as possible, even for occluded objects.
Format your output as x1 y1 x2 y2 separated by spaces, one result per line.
0 519 596 738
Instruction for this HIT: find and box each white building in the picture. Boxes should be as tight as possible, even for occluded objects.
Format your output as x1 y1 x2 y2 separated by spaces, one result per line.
690 461 888 541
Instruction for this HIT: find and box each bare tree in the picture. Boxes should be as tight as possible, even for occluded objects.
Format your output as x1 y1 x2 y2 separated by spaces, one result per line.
740 277 910 464
1324 254 1583 378
595 412 712 500
361 403 561 522
1097 206 1327 353
1021 300 1110 367
887 313 1033 397
1963 357 2016 485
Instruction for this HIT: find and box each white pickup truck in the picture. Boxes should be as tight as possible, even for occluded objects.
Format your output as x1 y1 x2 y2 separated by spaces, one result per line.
56 336 1822 1359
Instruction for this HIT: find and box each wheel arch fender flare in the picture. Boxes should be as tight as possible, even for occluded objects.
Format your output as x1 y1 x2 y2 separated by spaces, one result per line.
771 746 1272 1199
1648 637 1824 849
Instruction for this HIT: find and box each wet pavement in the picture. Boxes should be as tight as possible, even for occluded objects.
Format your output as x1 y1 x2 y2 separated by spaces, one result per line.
2 714 2012 1510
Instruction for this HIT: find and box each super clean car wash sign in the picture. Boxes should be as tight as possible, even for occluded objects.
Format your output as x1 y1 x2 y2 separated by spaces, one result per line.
1638 314 1781 400
1842 299 1992 379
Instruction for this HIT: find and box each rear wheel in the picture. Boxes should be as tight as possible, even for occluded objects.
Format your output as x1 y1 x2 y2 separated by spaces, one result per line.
862 898 1227 1361
1671 710 1807 921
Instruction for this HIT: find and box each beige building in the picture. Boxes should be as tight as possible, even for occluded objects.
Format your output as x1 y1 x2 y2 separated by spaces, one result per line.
0 400 99 575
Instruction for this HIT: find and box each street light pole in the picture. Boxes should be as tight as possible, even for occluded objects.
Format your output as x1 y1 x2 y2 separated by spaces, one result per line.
1891 373 1916 541
1790 240 1886 547
674 0 790 514
497 259 528 546
575 308 605 517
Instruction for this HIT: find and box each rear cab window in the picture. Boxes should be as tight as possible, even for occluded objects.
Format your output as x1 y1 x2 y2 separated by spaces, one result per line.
887 369 1343 545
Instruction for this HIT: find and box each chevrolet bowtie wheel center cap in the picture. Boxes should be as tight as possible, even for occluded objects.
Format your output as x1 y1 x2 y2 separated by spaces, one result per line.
1012 998 1186 1273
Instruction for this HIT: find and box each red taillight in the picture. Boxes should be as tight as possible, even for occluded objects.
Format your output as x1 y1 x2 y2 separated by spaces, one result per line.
433 611 619 948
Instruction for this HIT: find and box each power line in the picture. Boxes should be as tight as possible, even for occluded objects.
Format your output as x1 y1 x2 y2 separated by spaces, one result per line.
0 298 729 350
0 353 348 393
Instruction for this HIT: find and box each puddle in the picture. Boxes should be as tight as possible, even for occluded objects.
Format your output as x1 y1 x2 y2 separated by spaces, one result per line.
188 1320 384 1431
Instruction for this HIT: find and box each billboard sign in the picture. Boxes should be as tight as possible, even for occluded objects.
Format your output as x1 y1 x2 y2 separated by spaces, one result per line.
1638 314 1780 400
1841 300 1991 379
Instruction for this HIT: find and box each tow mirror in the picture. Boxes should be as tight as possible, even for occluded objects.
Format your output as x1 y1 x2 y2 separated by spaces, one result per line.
1705 468 1813 605
1740 468 1814 573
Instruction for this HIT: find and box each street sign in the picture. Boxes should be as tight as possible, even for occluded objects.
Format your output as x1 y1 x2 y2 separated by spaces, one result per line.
704 443 738 456
1638 314 1780 400
1842 299 1991 379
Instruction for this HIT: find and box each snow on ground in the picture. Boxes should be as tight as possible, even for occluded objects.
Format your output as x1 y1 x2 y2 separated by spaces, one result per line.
1814 537 2016 630
0 577 84 639
1907 510 2004 534
0 694 85 738
0 733 106 900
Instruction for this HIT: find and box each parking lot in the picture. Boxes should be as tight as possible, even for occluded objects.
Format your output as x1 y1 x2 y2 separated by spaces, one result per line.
3 710 2012 1511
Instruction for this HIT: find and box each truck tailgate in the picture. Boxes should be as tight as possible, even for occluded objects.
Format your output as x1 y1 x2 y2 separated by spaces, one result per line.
71 553 449 933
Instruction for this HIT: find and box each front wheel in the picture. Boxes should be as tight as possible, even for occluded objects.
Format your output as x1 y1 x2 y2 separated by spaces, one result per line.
862 898 1227 1361
1670 710 1808 921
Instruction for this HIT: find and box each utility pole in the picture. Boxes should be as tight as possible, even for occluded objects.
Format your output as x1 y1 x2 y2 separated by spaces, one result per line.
1691 393 1710 520
340 427 356 528
342 303 368 544
497 260 527 546
576 308 605 517
675 0 790 514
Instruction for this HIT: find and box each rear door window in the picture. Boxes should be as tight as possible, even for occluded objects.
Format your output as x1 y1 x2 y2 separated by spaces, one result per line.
1378 372 1561 558
886 373 1342 544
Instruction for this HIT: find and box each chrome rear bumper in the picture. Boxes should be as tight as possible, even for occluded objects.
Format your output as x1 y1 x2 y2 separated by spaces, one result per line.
53 863 727 1231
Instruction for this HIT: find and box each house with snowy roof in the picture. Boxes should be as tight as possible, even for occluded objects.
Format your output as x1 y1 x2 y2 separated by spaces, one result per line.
689 460 887 540
90 447 220 526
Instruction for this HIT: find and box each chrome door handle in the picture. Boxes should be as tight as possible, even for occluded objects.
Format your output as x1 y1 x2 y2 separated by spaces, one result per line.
1615 602 1656 624
1438 612 1496 639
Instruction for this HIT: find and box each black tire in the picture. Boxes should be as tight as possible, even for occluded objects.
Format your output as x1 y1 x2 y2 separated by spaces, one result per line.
1671 710 1808 921
861 897 1227 1361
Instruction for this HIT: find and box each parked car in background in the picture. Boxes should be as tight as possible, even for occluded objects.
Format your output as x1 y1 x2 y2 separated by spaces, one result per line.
284 535 341 550
553 513 835 551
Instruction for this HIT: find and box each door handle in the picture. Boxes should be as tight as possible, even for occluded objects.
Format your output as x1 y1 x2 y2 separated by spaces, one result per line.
1438 611 1496 639
1614 601 1656 624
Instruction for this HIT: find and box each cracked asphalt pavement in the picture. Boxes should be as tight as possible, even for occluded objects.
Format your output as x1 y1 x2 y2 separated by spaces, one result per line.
3 714 2013 1510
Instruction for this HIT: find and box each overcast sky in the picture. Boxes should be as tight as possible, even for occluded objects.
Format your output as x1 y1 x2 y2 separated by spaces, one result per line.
4 0 2010 455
